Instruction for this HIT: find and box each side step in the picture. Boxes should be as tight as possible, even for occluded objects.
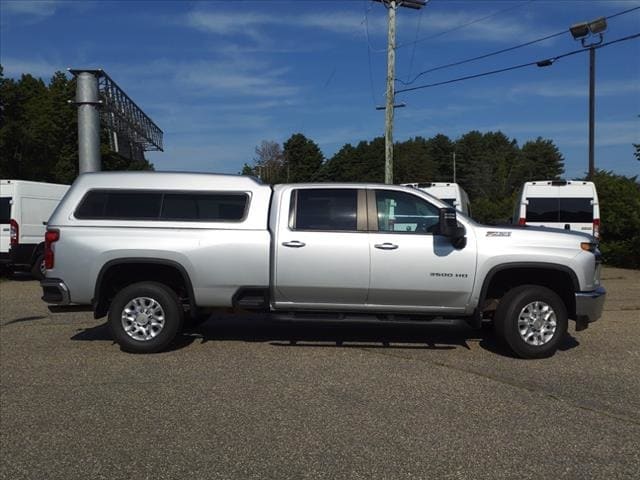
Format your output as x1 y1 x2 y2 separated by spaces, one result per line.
269 312 454 325
232 287 269 310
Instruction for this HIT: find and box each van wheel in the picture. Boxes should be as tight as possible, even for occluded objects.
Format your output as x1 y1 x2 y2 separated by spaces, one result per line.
108 282 183 353
30 253 45 280
494 285 567 359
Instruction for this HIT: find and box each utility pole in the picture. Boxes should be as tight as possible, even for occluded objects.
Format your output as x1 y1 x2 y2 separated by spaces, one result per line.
588 46 596 178
384 0 397 185
375 0 427 184
452 152 456 183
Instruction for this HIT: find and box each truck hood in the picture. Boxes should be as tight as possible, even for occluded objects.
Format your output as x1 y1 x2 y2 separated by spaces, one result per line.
474 224 594 248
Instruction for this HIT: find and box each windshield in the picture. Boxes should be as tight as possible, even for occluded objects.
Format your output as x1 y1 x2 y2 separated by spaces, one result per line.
0 198 11 223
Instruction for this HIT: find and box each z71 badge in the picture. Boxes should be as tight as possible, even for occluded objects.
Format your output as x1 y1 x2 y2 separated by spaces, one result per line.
486 231 511 237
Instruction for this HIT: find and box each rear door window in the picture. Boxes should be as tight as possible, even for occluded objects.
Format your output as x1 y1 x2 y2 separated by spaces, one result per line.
293 189 358 231
0 198 11 223
559 198 593 222
526 197 593 222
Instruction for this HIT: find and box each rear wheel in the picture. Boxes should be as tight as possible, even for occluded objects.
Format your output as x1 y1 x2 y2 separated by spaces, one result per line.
108 282 183 353
30 253 45 280
495 285 567 359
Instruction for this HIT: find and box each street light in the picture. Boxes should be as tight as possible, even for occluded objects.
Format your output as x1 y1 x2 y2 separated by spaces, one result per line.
569 17 607 178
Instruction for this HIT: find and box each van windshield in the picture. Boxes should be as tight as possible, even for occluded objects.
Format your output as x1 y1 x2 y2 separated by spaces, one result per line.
526 197 593 223
0 198 11 223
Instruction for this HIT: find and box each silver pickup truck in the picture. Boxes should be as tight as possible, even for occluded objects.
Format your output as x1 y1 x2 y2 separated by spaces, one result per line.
41 172 606 358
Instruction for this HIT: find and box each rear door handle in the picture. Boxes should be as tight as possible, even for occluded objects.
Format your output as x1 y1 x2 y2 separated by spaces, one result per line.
374 242 398 250
282 240 306 248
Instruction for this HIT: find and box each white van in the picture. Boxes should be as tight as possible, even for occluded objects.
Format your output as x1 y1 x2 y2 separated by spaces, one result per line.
402 182 471 215
513 180 600 239
0 180 69 278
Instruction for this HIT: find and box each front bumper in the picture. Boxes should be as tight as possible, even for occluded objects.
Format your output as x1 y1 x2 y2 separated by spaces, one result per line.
575 286 606 323
41 278 70 305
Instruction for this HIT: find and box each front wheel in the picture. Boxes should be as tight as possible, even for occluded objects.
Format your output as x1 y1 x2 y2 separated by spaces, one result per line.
494 285 568 359
108 282 183 353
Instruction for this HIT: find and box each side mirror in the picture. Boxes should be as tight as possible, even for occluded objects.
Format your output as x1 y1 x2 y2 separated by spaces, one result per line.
438 207 466 248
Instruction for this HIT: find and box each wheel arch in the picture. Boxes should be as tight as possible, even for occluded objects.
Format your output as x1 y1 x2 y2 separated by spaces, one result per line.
93 258 196 319
479 262 579 320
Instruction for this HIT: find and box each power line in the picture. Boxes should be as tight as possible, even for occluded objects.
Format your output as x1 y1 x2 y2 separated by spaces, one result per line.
405 2 427 82
397 30 566 85
395 32 640 94
397 5 640 86
396 0 535 49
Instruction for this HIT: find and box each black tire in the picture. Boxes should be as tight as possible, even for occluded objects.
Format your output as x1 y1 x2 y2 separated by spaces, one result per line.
30 253 45 280
494 285 568 359
108 282 183 353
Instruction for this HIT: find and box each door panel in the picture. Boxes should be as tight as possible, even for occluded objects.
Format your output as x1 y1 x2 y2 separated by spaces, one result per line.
274 188 369 306
367 189 476 310
276 231 370 304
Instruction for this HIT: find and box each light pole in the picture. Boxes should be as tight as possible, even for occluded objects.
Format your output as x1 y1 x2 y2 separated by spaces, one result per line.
569 17 607 178
537 17 606 178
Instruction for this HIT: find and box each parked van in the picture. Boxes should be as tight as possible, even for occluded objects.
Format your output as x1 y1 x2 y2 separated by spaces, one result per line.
402 182 471 215
0 180 69 278
513 180 600 239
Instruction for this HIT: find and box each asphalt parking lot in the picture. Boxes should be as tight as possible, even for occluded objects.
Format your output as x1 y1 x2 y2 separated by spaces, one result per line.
1 268 639 480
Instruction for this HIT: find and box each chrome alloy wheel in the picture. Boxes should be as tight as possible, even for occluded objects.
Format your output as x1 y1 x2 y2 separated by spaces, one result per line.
517 301 557 346
121 297 166 341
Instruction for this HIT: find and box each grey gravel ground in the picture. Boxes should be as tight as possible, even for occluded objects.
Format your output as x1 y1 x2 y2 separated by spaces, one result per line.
1 268 639 480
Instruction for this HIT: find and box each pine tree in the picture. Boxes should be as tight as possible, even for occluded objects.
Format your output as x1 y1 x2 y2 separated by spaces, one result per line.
282 133 323 182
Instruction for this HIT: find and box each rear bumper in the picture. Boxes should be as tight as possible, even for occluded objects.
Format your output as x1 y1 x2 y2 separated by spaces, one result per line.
575 286 606 323
2 244 38 268
41 278 71 305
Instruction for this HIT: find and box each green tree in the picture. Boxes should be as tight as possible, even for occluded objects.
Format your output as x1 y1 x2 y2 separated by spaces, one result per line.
282 133 324 182
394 136 431 183
516 137 564 181
634 143 639 161
455 131 520 223
0 65 153 184
319 137 385 182
590 170 640 268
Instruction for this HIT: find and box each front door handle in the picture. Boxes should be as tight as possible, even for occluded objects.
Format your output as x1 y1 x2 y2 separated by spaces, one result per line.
282 240 306 248
374 242 398 250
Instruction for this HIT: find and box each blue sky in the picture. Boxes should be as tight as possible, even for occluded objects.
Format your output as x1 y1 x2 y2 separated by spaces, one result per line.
1 0 639 179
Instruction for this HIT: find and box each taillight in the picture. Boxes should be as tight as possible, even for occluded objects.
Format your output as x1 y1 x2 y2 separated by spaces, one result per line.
518 217 526 226
9 219 18 246
44 230 60 270
593 218 600 240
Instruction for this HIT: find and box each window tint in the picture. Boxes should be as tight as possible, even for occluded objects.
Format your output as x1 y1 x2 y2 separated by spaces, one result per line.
0 198 11 223
442 198 456 207
105 192 162 219
75 190 247 221
294 189 357 231
75 191 108 218
375 190 440 233
526 197 593 223
559 198 593 222
526 198 558 222
161 193 247 221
